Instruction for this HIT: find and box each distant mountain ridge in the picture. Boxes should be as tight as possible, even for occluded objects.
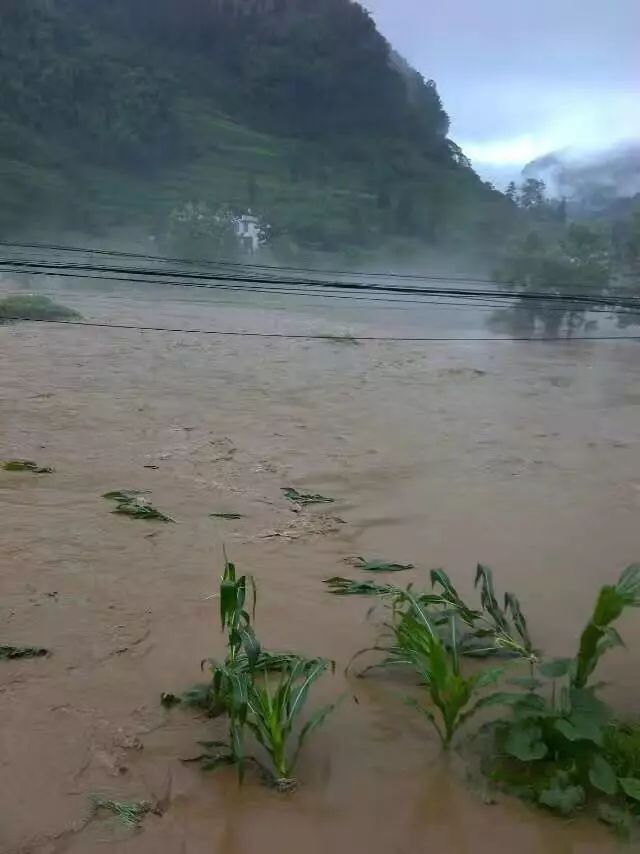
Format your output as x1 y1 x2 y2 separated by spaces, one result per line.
522 143 640 217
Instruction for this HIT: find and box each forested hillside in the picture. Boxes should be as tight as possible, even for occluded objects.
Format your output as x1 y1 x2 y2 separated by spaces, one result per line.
0 0 512 262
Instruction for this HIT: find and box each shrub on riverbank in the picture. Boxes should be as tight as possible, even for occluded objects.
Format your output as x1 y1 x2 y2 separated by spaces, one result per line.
0 294 80 323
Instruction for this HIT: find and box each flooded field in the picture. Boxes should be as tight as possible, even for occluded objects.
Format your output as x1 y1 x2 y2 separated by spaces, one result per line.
2 284 640 853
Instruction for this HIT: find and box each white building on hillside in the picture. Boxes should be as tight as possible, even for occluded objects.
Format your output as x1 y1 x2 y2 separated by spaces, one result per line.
233 211 261 253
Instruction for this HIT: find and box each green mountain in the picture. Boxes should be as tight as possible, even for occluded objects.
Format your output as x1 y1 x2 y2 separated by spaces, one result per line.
0 0 512 263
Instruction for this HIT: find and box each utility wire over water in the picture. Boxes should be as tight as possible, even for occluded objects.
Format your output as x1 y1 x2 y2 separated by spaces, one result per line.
1 240 640 337
4 315 640 343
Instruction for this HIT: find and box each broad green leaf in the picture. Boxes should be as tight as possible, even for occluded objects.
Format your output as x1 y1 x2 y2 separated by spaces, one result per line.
569 688 611 724
504 723 548 761
512 691 548 720
538 658 572 678
619 777 640 801
554 715 603 745
597 802 633 836
507 676 542 690
589 754 617 795
538 783 585 815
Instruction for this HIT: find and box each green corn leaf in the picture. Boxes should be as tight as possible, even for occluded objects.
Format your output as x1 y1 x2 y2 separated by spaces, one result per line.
293 701 339 767
473 666 504 689
405 697 445 744
430 569 479 623
619 777 640 801
475 564 509 632
616 564 640 605
589 754 617 795
504 591 533 651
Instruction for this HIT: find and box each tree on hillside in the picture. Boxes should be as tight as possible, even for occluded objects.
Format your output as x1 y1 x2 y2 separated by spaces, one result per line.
505 181 518 203
492 223 611 336
519 178 546 210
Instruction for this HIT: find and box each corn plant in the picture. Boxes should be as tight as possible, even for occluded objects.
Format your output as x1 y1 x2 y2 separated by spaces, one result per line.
574 563 640 688
244 657 337 790
487 565 640 827
328 565 536 664
348 587 507 747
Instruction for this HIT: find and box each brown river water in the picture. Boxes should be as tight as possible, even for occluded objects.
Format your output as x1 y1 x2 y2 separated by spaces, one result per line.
2 282 640 852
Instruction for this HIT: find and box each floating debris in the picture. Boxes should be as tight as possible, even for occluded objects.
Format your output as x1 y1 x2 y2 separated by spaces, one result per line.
323 577 394 596
91 796 151 828
210 512 244 520
345 556 414 572
0 644 50 660
103 490 174 522
282 487 334 506
258 513 344 541
3 459 54 473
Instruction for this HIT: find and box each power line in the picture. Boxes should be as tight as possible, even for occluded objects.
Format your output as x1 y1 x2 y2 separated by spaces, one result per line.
0 238 521 284
0 266 515 309
3 314 640 342
5 264 639 317
2 257 639 309
1 239 635 296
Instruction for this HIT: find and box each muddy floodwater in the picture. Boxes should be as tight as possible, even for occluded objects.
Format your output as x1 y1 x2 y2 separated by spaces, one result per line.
2 283 640 853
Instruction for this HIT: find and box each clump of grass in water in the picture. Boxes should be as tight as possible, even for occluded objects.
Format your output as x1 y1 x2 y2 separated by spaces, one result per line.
0 294 80 323
91 796 151 828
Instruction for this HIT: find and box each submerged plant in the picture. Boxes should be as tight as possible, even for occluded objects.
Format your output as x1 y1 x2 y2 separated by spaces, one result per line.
485 565 640 830
327 565 535 663
347 556 414 572
3 459 53 473
170 557 336 788
219 656 337 790
573 563 640 689
0 644 49 660
282 487 334 506
103 490 174 522
373 591 506 747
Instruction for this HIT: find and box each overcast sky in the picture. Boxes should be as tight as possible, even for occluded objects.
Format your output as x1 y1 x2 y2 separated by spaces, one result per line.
363 0 639 185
